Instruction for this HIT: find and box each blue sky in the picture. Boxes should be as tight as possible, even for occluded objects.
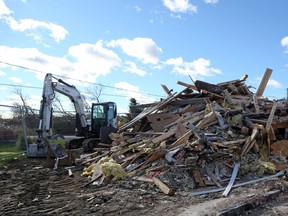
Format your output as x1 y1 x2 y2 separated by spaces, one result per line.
1 0 288 115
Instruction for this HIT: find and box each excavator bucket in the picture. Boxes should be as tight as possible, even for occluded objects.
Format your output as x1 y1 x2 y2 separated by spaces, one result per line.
27 138 67 158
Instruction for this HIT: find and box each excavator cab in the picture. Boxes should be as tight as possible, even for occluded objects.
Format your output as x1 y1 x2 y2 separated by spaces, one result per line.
91 102 117 143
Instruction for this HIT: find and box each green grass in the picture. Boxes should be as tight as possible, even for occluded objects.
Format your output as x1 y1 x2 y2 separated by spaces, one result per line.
0 144 22 154
0 144 25 168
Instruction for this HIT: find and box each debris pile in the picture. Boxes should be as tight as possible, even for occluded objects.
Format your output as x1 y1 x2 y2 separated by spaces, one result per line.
80 68 288 195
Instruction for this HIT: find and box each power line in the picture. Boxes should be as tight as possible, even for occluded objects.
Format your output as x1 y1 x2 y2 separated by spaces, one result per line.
0 60 165 98
0 83 41 90
0 83 131 98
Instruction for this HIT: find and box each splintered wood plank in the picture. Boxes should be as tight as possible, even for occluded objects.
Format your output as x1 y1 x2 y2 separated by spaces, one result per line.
169 98 209 106
192 169 205 187
152 129 176 144
223 89 252 106
81 161 103 187
177 80 198 91
147 113 180 132
256 68 273 97
161 84 173 97
266 100 278 131
217 74 248 86
91 162 102 181
241 126 259 156
177 103 207 114
206 167 222 188
169 130 192 149
152 177 174 195
196 111 217 129
175 123 189 139
253 94 260 113
195 80 223 95
211 138 247 148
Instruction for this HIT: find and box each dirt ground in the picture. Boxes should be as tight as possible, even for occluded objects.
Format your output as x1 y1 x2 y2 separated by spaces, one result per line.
1 157 288 216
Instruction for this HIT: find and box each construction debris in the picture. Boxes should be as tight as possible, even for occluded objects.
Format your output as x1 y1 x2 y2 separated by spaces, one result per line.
79 68 288 196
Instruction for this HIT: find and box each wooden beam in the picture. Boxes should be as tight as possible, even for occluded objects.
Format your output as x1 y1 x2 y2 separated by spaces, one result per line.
177 81 198 91
153 177 174 195
253 94 260 113
161 84 173 97
169 130 192 149
217 74 248 86
266 100 277 131
152 129 176 144
256 68 273 97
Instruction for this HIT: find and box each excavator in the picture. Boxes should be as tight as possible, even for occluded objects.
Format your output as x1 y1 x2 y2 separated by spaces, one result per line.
27 73 117 158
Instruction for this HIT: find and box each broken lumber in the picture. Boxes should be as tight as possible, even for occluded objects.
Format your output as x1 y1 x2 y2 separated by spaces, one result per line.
152 177 174 195
255 68 273 97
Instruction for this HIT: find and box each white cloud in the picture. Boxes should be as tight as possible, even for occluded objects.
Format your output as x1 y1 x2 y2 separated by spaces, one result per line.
107 37 162 64
281 37 288 54
281 36 288 47
0 42 121 85
203 0 218 4
4 17 68 43
124 62 148 77
68 41 121 79
268 79 282 88
114 82 157 104
165 57 222 78
0 0 68 43
9 76 22 84
134 6 142 12
0 45 71 74
0 0 13 17
162 0 197 13
0 70 5 76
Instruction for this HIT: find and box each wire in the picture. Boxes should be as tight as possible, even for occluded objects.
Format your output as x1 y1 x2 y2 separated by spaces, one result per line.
0 60 165 98
0 83 41 90
0 83 132 98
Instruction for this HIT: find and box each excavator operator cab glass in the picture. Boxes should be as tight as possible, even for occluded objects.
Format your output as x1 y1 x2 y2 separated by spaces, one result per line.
92 102 117 127
92 104 105 119
107 102 117 123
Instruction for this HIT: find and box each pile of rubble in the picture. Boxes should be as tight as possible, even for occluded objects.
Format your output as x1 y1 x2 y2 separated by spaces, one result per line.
79 68 288 195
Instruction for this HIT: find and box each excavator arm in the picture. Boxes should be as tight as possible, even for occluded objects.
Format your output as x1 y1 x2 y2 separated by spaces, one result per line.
37 73 89 139
28 73 89 158
28 73 117 157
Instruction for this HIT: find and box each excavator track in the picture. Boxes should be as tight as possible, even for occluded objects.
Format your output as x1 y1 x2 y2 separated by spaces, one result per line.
67 138 86 149
82 138 100 152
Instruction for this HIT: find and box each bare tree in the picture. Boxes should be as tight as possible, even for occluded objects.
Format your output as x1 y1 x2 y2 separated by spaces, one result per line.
11 87 35 117
85 84 104 103
53 95 73 116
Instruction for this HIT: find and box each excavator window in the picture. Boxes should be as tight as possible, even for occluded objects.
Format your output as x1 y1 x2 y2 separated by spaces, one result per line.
92 105 105 119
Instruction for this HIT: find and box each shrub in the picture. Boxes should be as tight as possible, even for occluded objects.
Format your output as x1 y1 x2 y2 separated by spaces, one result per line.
0 127 16 142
